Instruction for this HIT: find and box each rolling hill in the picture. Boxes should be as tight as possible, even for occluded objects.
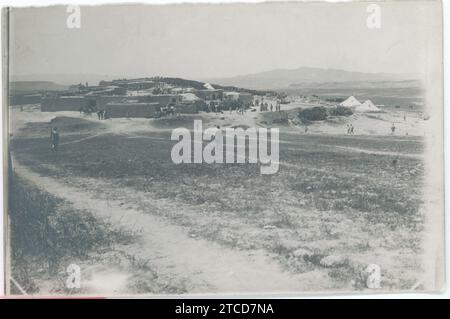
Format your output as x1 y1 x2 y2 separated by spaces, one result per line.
10 81 68 94
208 67 419 90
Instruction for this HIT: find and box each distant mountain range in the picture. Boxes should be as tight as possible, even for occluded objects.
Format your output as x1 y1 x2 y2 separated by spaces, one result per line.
207 67 420 90
10 67 421 94
11 73 124 86
10 81 68 94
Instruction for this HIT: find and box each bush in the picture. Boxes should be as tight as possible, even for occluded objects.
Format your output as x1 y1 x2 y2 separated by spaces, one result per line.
298 106 328 122
329 106 353 116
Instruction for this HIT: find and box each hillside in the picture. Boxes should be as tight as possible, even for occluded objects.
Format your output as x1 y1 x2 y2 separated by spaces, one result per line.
208 67 419 90
10 81 68 94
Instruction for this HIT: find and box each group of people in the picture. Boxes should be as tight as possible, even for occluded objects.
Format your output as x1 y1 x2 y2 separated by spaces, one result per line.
260 102 282 112
160 105 177 117
234 106 246 115
96 109 108 120
212 103 223 114
345 122 398 135
301 122 401 136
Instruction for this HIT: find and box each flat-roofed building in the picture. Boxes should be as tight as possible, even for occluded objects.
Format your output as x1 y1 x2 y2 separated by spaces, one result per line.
176 93 205 113
105 102 160 118
135 94 181 106
194 89 223 101
9 94 42 106
41 96 87 112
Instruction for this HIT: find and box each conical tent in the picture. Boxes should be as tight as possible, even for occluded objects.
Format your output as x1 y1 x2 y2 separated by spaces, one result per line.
203 83 215 90
339 96 361 107
355 99 380 112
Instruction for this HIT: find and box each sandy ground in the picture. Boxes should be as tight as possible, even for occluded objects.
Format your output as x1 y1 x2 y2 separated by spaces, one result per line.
10 103 427 138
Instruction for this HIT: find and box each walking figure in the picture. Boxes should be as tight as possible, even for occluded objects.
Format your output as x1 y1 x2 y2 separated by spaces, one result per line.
391 123 396 134
50 127 59 151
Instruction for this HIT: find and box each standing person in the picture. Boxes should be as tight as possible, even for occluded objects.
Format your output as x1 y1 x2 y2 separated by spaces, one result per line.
270 104 273 112
347 124 351 134
50 127 59 151
350 124 354 135
391 123 396 134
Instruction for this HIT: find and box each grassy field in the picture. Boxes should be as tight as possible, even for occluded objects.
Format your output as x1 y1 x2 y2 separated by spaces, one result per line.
10 116 426 291
8 174 136 295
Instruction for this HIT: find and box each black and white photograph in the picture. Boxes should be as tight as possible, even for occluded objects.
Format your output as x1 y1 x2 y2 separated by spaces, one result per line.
2 1 445 297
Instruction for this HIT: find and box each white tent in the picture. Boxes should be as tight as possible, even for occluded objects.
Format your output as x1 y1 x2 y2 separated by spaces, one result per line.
355 99 380 112
339 96 361 107
203 83 215 90
180 93 201 101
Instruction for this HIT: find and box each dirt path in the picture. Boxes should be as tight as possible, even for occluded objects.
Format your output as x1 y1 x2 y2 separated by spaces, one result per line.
59 132 109 146
332 145 423 159
12 159 333 296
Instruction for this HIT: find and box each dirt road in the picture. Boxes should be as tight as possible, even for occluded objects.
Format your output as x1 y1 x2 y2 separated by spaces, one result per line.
12 159 333 296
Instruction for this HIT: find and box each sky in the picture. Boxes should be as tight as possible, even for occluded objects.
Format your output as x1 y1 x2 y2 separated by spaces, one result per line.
8 1 442 81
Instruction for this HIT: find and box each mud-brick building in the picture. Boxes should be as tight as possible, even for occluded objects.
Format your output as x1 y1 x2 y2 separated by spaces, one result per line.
105 102 161 118
176 93 205 114
223 92 253 105
94 96 131 109
9 94 42 106
176 101 204 114
135 94 181 106
194 89 223 101
125 81 156 90
237 92 253 105
41 96 87 112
